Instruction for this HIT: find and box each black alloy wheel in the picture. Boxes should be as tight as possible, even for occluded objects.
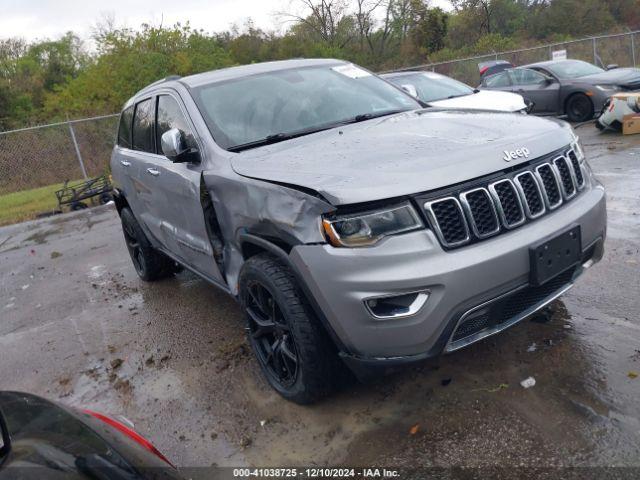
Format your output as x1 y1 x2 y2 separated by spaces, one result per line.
122 214 145 276
245 280 299 388
120 207 175 281
239 253 341 404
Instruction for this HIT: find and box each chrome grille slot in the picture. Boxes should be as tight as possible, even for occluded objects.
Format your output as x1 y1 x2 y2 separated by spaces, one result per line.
567 149 585 190
535 163 563 210
514 171 545 219
424 197 470 248
460 188 500 239
553 156 576 199
489 179 525 229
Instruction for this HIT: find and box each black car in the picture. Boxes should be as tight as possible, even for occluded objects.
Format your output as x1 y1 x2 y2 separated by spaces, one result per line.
478 60 514 79
479 59 640 122
0 391 181 479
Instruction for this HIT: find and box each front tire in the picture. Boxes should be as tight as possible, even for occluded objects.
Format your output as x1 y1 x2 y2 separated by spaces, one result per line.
566 93 594 122
120 207 176 281
239 253 338 404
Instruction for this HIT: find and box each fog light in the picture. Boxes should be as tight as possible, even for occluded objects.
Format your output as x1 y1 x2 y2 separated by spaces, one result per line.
365 291 429 319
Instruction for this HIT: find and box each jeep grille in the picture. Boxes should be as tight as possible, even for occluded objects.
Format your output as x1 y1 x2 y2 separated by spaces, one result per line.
419 147 585 249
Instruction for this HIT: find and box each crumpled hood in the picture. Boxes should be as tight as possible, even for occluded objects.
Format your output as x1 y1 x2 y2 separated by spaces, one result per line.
430 90 527 112
578 67 640 86
231 110 574 205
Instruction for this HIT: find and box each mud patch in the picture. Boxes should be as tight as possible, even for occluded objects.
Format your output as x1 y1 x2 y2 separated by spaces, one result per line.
24 227 62 245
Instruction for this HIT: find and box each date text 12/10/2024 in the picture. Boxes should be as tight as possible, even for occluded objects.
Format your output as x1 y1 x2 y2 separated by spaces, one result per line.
232 468 401 478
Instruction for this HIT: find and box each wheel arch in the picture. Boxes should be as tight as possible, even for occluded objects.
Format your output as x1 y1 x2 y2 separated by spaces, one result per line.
237 232 349 354
239 232 294 260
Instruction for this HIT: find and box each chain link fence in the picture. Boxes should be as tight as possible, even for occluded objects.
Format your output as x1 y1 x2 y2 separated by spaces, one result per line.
396 30 640 87
1 30 639 201
0 114 119 196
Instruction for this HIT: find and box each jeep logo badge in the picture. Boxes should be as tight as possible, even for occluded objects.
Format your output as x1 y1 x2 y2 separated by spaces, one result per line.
502 148 530 162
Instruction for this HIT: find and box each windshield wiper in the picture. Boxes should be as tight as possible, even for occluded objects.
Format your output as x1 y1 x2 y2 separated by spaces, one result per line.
228 125 336 152
350 109 408 123
228 109 410 152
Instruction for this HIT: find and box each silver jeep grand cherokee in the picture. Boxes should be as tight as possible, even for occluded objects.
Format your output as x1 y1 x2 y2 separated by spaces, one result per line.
111 59 606 403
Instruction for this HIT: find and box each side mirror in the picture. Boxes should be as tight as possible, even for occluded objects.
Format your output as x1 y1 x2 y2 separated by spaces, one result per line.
161 128 199 163
606 64 619 71
400 84 419 98
525 99 536 114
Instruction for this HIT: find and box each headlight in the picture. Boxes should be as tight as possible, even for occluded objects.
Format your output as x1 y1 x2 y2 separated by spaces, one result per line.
595 84 620 92
322 202 423 247
566 126 585 163
571 135 585 163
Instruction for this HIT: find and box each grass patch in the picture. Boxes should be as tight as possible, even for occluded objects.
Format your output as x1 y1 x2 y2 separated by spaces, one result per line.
0 182 72 226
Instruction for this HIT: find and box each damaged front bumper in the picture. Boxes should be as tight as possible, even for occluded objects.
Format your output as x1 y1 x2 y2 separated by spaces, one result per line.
289 185 606 378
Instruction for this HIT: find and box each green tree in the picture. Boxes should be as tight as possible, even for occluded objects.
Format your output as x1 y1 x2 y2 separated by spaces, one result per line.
43 24 233 119
411 7 448 54
0 0 637 129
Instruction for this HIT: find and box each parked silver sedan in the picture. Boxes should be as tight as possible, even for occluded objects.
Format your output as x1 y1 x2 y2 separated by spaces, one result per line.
480 59 640 122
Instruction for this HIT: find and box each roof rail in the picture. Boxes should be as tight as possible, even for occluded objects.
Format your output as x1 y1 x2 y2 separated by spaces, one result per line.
136 75 182 94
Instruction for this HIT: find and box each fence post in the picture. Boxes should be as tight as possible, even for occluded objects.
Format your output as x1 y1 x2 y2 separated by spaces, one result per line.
592 38 597 65
632 34 637 68
67 119 88 180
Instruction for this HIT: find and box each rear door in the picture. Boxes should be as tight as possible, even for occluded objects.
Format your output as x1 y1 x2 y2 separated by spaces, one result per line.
112 105 145 214
129 96 167 245
149 92 225 284
508 69 560 114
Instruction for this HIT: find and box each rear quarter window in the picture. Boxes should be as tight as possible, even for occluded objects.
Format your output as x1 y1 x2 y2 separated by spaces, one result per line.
117 106 134 148
132 98 155 153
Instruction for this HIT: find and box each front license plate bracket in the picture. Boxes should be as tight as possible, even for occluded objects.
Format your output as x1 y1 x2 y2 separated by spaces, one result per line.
530 225 581 286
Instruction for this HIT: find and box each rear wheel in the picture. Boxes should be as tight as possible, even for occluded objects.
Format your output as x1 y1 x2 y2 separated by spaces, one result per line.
120 207 176 281
566 93 594 122
239 253 339 404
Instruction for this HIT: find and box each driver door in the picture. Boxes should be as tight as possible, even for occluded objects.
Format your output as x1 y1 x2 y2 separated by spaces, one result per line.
509 69 560 114
150 93 226 285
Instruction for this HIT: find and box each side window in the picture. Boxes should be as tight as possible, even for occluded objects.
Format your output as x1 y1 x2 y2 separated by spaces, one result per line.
132 98 155 153
512 69 546 85
484 72 511 88
156 95 195 149
117 106 134 148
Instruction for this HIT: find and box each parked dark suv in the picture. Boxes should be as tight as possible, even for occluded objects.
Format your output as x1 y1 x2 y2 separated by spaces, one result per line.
111 59 606 403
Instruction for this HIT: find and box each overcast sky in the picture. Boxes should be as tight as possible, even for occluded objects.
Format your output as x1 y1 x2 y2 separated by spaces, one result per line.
0 0 451 42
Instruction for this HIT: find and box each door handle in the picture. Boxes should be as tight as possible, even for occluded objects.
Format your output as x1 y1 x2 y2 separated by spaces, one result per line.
120 160 131 167
146 168 160 177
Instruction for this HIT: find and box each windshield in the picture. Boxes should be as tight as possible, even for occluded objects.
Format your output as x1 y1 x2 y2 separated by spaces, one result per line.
388 72 474 102
192 64 420 151
545 60 604 79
